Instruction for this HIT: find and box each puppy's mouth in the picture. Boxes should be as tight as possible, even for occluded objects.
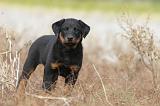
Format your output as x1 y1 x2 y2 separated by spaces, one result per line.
64 42 76 47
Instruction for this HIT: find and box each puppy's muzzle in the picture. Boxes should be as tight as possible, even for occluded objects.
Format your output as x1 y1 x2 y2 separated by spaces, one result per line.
67 36 74 42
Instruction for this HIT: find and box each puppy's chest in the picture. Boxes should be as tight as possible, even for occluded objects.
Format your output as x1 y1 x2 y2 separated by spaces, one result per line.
51 49 82 72
51 53 81 73
59 50 80 65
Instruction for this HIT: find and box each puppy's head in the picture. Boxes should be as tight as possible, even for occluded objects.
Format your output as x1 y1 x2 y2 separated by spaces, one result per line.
52 18 90 48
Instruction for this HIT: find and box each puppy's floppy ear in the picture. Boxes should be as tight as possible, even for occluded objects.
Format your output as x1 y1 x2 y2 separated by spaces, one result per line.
78 20 90 38
52 19 65 36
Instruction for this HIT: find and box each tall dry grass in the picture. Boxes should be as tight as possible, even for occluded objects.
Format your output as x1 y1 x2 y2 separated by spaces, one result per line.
0 15 160 106
0 27 20 105
119 13 160 89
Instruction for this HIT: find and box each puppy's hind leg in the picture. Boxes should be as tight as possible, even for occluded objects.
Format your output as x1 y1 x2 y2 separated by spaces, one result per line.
17 56 38 94
16 56 38 105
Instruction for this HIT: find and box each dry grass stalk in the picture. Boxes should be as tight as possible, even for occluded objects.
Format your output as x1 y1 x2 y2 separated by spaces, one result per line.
92 64 113 106
25 92 71 106
119 13 160 89
0 28 20 99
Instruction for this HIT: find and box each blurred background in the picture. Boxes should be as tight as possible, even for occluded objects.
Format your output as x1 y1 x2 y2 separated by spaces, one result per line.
1 0 160 62
1 0 160 106
0 0 160 48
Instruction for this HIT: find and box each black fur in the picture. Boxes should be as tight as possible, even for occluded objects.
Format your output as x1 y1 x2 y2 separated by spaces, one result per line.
18 18 90 91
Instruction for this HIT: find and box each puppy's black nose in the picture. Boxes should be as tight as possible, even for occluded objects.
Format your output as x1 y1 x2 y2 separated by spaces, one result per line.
67 37 73 41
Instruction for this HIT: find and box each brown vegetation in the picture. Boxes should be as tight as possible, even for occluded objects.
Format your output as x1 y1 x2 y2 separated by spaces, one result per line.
0 15 160 106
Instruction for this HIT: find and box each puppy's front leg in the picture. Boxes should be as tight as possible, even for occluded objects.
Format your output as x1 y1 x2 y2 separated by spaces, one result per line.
63 72 79 95
65 72 79 86
65 65 80 85
42 64 59 91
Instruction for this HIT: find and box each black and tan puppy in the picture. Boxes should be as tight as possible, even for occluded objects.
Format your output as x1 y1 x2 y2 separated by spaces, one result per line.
17 18 90 92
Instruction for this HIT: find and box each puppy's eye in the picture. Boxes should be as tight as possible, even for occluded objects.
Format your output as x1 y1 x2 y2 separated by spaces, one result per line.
75 30 82 37
74 27 76 31
74 28 81 33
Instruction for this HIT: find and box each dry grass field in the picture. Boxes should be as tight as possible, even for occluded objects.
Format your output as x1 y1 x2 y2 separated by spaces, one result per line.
0 14 160 106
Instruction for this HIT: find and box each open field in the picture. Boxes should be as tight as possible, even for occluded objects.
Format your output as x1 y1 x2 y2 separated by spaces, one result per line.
0 24 160 106
0 3 160 106
1 18 160 106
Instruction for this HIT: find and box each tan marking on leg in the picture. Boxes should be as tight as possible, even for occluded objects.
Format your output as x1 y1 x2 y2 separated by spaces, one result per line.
51 63 62 70
69 65 80 73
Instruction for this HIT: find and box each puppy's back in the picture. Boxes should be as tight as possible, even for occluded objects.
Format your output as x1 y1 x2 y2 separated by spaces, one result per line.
26 35 56 63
